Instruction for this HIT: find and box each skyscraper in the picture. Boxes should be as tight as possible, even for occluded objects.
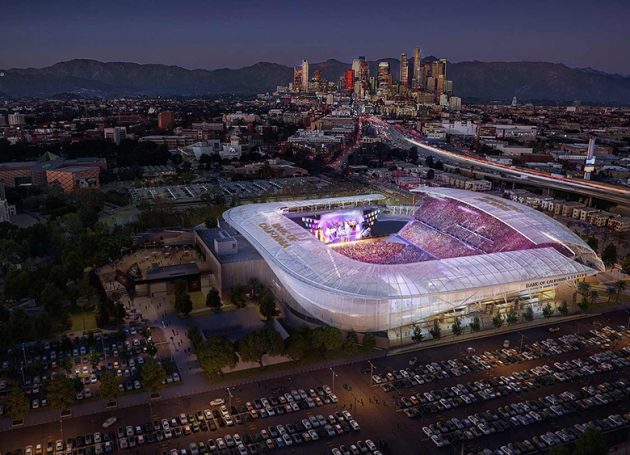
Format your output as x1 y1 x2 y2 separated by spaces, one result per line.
400 53 409 87
301 59 309 93
293 66 302 92
352 58 362 80
413 47 422 88
344 69 354 91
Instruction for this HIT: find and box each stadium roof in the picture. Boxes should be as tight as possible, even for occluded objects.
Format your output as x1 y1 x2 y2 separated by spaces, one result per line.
224 193 598 300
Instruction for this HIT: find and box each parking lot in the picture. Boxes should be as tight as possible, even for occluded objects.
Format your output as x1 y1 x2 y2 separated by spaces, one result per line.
0 324 175 419
2 309 630 455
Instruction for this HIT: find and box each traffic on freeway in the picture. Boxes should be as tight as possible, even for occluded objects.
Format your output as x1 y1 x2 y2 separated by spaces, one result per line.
368 116 630 204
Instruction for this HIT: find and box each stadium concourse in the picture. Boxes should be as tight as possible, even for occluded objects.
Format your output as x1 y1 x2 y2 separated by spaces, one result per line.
209 189 604 338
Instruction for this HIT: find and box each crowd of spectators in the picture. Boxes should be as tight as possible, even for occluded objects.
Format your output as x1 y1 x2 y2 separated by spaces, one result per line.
411 197 535 255
331 238 433 264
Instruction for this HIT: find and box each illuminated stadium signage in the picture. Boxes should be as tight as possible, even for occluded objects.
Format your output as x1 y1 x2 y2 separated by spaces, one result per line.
525 273 587 290
259 222 307 248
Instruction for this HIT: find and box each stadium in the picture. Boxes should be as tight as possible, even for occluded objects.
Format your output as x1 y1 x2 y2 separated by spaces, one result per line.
212 188 603 334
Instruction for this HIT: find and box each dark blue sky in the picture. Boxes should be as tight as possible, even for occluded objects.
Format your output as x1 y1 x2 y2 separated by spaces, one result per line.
2 0 629 74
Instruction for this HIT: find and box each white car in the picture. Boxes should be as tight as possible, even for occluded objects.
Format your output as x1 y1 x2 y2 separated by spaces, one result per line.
349 419 360 431
210 398 225 406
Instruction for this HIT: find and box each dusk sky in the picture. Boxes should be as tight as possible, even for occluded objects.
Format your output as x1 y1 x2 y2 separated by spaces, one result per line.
2 0 629 74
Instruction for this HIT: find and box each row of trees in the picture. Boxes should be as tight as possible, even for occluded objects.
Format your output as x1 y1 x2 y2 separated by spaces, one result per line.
411 301 573 342
188 324 375 378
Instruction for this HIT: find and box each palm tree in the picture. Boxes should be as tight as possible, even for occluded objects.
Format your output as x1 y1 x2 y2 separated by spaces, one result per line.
577 281 591 299
606 286 616 305
614 280 627 304
589 290 598 307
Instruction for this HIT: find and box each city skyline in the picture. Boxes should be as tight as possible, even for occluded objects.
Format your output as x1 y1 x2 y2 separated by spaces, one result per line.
2 0 630 75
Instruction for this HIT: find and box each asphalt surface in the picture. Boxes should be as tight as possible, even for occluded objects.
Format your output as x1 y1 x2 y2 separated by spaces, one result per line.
2 309 630 454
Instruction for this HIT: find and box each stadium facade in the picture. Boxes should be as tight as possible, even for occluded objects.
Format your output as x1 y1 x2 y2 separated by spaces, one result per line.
198 189 603 333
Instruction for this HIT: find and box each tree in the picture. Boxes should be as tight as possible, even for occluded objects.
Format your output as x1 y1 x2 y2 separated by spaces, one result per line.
548 444 569 455
429 320 441 339
522 306 534 322
197 336 237 376
141 358 166 395
48 375 75 412
577 281 591 299
614 280 626 304
311 327 344 352
7 386 29 422
99 371 119 404
362 332 376 349
411 325 424 342
492 312 503 328
574 427 607 455
601 244 617 267
506 309 518 325
231 285 246 308
174 291 193 315
578 297 589 313
588 289 598 306
187 325 203 349
469 317 481 332
451 318 463 336
606 286 616 304
558 300 569 316
343 330 359 354
238 328 284 367
205 288 221 311
622 255 630 275
542 303 554 318
259 293 278 320
285 331 310 361
586 237 598 252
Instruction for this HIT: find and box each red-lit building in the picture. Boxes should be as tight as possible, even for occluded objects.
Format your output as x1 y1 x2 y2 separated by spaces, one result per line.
158 111 175 130
344 69 354 91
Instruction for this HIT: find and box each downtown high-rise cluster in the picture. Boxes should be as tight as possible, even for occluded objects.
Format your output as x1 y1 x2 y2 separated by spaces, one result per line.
290 47 456 107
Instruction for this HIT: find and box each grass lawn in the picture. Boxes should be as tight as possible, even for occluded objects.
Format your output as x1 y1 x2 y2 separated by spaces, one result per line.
69 312 97 332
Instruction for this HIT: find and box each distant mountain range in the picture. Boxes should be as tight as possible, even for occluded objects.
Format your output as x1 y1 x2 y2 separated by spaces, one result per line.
2 58 630 104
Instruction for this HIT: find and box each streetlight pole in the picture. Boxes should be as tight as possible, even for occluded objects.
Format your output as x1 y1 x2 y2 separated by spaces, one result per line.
368 361 376 384
329 368 337 393
227 387 233 411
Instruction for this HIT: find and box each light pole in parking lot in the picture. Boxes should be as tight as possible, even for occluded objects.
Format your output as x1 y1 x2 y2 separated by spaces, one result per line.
329 368 338 393
368 360 376 384
227 387 233 410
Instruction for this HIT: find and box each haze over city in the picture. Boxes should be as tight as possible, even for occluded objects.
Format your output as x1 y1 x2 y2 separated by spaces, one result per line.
2 0 630 74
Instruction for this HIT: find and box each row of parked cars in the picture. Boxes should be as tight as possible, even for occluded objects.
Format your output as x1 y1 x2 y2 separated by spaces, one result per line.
169 410 361 455
373 325 629 394
400 346 630 418
478 411 630 455
423 378 630 448
331 439 382 455
113 385 343 451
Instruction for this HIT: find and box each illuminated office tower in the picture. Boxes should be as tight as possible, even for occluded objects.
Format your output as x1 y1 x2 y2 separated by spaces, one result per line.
400 52 409 87
293 66 302 92
344 69 354 91
352 58 362 80
301 59 309 92
413 47 422 88
377 62 390 86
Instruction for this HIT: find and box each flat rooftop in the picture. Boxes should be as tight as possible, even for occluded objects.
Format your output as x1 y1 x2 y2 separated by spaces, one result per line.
196 227 262 264
144 262 200 281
